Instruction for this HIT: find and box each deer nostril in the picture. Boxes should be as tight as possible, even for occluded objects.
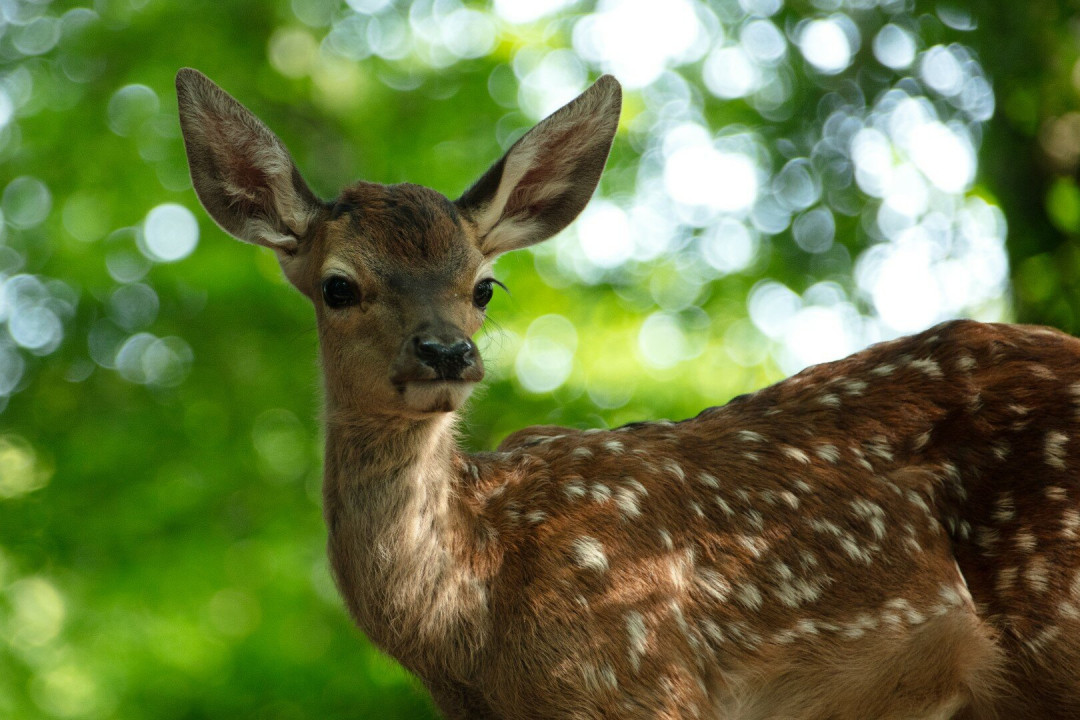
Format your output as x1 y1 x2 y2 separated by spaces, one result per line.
413 336 475 379
447 340 475 362
415 337 444 365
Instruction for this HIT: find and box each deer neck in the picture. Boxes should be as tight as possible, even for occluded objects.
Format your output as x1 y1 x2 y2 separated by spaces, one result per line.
321 409 487 677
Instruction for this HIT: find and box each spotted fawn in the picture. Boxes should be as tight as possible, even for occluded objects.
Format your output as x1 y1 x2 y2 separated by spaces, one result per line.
177 67 1080 719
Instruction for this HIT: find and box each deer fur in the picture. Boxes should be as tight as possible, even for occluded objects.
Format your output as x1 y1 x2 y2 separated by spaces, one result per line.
177 67 1080 719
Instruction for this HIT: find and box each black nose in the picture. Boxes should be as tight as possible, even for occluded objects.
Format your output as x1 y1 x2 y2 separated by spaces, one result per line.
413 336 476 380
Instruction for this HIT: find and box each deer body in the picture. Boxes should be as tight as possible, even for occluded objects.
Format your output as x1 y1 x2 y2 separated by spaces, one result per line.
177 69 1080 719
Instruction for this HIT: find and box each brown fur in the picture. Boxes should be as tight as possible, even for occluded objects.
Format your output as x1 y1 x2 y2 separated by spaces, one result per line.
177 68 1080 719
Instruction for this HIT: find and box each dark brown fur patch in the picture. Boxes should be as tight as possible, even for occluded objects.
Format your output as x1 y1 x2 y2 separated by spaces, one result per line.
333 182 466 270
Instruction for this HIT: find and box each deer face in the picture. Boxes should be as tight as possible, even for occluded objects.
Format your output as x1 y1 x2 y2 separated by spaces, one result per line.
176 69 620 419
304 183 491 416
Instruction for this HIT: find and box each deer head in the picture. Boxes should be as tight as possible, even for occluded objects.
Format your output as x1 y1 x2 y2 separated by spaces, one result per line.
176 69 621 420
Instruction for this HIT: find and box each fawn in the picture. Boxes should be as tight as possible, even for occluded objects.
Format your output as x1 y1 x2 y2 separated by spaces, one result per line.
177 67 1080 719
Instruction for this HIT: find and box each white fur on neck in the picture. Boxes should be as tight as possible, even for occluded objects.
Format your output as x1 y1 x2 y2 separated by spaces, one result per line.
324 413 488 676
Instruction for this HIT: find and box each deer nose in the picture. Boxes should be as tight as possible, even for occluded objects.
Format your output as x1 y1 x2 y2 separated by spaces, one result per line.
413 335 476 380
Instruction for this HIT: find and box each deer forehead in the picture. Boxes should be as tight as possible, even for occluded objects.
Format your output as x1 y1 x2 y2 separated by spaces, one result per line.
321 181 488 289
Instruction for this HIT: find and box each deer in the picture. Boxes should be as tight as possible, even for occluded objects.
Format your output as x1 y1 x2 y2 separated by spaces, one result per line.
175 66 1080 719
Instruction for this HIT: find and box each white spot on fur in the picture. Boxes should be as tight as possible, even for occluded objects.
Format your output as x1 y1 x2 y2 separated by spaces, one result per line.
667 548 695 593
734 583 763 610
745 509 765 531
663 459 687 482
773 629 799 644
870 363 896 377
600 663 618 690
737 534 769 558
1063 508 1080 540
940 461 964 500
772 561 794 580
699 618 724 645
996 566 1018 594
590 483 612 503
1026 556 1050 594
625 611 648 672
814 444 841 463
1045 431 1068 470
564 478 587 500
1030 363 1058 380
791 479 813 494
737 430 764 442
840 378 867 395
1025 625 1061 653
850 499 887 539
571 446 594 460
949 568 973 608
696 568 731 602
884 597 925 625
774 577 825 608
698 472 719 488
993 492 1015 523
571 536 608 572
905 490 932 516
714 496 734 517
910 358 943 378
781 446 811 464
658 528 674 550
1045 486 1068 501
603 439 624 454
809 518 871 563
581 662 617 694
1014 528 1037 553
865 435 894 462
725 621 761 649
817 393 841 408
614 487 641 519
954 354 976 371
975 525 1000 551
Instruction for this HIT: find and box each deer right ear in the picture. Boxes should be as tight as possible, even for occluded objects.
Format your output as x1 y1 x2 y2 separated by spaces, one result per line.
175 68 322 256
456 75 621 257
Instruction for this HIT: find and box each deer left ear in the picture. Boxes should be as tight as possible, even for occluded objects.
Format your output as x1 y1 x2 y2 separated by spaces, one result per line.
175 68 322 256
456 75 622 257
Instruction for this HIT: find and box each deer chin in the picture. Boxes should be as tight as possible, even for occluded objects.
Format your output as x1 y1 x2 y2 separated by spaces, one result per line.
399 379 476 415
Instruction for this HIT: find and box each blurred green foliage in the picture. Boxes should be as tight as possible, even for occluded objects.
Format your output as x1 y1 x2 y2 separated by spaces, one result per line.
1 0 1080 718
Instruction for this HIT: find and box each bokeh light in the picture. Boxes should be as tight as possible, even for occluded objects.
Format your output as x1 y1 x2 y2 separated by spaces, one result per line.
141 203 199 262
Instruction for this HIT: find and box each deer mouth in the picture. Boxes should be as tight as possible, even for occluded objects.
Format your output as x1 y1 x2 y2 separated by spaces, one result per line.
390 363 485 388
396 378 477 414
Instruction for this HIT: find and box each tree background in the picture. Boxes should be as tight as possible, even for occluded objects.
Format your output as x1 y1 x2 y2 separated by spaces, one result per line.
1 0 1078 717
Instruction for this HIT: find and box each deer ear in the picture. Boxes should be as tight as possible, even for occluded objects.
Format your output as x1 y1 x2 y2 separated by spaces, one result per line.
456 75 621 257
175 68 322 255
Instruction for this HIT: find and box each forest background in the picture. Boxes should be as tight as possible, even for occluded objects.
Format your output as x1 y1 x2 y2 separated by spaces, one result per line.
2 0 1079 717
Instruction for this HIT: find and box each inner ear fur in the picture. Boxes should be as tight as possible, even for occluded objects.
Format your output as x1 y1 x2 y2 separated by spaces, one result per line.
456 75 622 257
175 68 322 255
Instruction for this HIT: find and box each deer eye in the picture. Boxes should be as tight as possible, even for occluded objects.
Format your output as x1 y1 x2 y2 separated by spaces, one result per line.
322 276 358 309
473 279 495 309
